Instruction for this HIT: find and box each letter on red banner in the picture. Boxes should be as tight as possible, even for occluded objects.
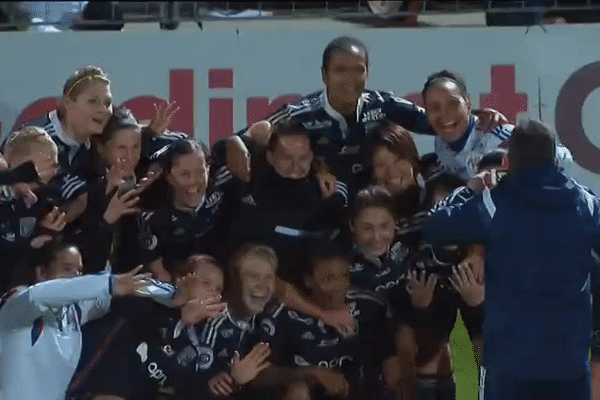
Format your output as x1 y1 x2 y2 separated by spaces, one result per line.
555 61 600 173
480 65 528 124
122 69 194 135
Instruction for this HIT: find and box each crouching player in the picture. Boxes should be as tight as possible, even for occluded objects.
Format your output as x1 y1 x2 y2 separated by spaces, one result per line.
251 240 401 400
134 244 281 399
0 240 163 400
67 253 227 400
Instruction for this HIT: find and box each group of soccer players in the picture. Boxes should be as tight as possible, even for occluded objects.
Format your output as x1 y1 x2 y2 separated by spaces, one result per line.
0 35 587 400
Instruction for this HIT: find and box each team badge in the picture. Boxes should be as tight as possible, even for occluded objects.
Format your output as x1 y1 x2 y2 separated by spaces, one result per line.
349 263 364 272
161 344 175 357
261 318 276 336
205 191 223 209
141 234 158 251
196 347 214 370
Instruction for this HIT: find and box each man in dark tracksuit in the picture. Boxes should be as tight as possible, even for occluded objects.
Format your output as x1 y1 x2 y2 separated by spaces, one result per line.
423 119 596 400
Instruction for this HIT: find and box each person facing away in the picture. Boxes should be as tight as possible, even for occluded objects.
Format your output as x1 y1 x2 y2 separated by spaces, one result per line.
423 118 596 400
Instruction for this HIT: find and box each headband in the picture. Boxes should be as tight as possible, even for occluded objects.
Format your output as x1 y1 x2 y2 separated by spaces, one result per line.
65 74 110 98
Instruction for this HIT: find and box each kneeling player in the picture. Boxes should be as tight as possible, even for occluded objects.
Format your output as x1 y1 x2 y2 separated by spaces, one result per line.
251 240 401 400
0 240 157 400
68 254 227 400
162 244 281 399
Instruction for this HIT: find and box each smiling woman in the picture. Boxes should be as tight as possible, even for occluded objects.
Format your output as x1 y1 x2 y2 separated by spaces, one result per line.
60 66 114 143
9 66 114 205
421 69 517 180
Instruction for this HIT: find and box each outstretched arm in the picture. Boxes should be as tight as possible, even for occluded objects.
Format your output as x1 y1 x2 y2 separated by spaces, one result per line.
275 278 356 336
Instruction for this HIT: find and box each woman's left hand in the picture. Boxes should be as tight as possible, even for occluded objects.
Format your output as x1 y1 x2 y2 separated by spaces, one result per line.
475 108 509 132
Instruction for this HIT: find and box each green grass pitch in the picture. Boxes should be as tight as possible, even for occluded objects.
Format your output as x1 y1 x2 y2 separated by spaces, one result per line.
450 312 479 400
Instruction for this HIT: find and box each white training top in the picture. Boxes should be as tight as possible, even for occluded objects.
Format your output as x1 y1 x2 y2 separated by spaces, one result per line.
0 274 176 400
434 117 573 180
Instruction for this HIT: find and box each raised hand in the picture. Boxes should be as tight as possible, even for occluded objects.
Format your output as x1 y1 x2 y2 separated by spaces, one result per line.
113 265 153 297
467 170 494 192
226 136 251 182
105 157 134 195
103 187 140 224
181 296 227 325
406 269 437 309
474 108 509 133
460 245 485 284
40 206 67 232
449 264 484 307
230 343 271 385
149 101 180 135
247 120 272 145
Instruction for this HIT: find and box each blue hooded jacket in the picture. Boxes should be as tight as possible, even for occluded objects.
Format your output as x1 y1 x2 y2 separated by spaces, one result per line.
423 165 598 379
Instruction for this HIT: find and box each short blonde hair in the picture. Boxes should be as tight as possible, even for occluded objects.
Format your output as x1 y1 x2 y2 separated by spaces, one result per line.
4 127 57 163
229 243 278 280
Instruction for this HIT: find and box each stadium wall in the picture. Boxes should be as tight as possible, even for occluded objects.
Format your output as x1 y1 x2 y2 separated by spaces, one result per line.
1 24 599 191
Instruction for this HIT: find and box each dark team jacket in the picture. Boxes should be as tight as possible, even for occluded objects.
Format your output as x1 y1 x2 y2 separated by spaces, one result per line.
155 300 285 399
64 176 142 274
231 163 349 283
15 111 187 204
236 90 431 189
0 185 62 291
139 166 240 270
349 245 407 303
68 284 183 400
272 289 395 390
385 185 485 339
423 166 598 379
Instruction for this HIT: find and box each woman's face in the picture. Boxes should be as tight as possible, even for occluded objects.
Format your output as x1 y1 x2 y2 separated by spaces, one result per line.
424 80 471 144
352 206 396 258
98 127 141 178
372 146 416 195
322 48 368 114
237 255 276 316
167 151 209 209
64 80 113 139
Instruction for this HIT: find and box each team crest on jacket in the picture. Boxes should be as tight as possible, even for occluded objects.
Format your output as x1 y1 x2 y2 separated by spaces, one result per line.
141 234 158 251
196 347 214 370
261 318 276 336
205 191 223 209
349 262 364 272
362 108 385 123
